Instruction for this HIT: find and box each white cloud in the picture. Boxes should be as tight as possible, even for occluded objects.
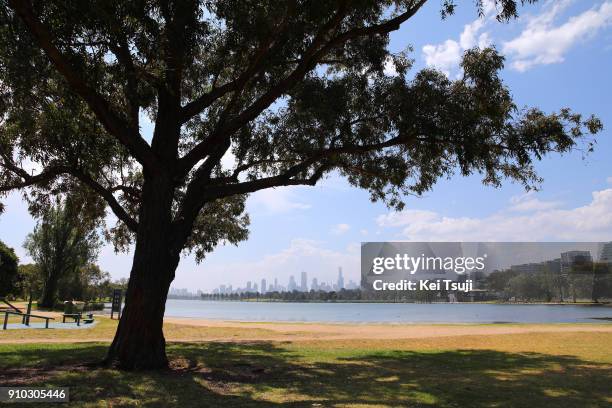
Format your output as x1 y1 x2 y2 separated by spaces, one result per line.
422 40 462 76
607 176 612 184
508 192 561 212
248 187 311 214
422 14 492 76
503 1 612 71
376 188 612 241
331 223 351 235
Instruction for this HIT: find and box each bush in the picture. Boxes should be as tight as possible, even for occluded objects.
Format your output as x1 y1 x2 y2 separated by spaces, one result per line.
0 241 19 297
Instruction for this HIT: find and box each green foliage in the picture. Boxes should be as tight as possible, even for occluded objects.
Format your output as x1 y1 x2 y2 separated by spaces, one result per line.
0 240 19 297
24 196 102 306
486 262 612 302
58 263 110 302
16 263 42 298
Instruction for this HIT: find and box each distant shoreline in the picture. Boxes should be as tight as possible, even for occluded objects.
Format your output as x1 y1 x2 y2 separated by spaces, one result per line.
167 297 612 306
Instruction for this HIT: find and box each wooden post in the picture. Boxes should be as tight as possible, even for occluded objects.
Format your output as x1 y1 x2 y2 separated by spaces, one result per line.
23 294 33 326
3 312 8 330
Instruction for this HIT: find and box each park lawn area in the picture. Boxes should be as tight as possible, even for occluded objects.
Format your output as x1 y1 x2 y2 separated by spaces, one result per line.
0 329 611 407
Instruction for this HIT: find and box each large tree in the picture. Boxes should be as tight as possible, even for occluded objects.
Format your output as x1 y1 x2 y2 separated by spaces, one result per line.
24 195 102 307
0 0 602 369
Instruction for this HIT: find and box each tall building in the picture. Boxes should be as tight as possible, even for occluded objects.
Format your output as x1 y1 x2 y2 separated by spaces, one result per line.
346 280 358 290
288 275 297 291
561 250 593 275
300 271 308 291
261 278 267 294
599 242 612 263
311 277 319 291
274 278 278 291
246 281 252 292
337 267 344 290
510 263 543 274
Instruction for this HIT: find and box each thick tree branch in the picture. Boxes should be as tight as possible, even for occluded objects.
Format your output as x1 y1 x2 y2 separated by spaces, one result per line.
0 157 139 232
69 169 139 232
176 0 426 177
0 165 67 192
171 129 416 246
8 0 160 173
180 1 298 123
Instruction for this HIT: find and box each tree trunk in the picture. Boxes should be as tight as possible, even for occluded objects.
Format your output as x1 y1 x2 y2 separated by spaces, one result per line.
39 268 60 308
104 258 176 369
104 176 182 370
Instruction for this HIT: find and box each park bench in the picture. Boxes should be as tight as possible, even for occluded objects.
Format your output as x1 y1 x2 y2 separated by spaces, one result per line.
62 301 95 326
2 310 54 330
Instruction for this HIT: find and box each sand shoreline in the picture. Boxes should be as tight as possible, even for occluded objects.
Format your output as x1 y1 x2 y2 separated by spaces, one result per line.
2 315 611 344
162 317 612 340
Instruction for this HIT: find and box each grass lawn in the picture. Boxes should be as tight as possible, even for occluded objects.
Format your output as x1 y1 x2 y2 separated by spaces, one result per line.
1 323 611 407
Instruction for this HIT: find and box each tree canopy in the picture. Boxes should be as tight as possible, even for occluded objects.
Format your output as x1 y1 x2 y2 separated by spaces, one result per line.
0 0 601 259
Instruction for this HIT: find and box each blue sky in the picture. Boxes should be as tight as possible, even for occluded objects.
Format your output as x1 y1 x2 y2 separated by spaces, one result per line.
1 0 611 291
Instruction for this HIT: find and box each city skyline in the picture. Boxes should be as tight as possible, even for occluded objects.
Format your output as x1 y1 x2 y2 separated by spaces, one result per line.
209 267 359 295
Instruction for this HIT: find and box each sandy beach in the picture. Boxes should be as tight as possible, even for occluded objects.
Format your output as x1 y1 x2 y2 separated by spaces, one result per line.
162 317 612 341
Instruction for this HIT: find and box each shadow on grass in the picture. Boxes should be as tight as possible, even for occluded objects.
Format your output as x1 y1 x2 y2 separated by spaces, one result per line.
0 342 610 407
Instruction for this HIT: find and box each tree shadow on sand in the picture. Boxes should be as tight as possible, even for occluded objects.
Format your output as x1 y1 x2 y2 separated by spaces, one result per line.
0 342 610 407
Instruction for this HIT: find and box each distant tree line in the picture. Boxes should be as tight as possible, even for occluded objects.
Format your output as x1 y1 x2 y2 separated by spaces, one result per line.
485 262 612 303
200 287 483 303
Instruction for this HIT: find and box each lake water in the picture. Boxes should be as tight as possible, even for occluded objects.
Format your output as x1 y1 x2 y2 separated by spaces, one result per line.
163 299 612 323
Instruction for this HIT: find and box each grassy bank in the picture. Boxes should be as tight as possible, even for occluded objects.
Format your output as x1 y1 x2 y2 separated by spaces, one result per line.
1 326 611 407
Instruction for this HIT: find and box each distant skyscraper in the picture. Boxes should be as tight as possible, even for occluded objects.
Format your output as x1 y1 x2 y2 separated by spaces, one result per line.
311 277 319 291
301 271 308 291
561 250 592 275
274 278 278 291
600 242 612 263
246 281 252 292
337 267 344 290
288 275 297 291
261 278 267 294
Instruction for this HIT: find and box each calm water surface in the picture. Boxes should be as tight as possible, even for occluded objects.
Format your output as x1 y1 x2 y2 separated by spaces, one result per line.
163 299 612 323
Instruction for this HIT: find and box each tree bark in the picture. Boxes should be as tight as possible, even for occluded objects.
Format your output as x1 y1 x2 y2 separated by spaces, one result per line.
39 267 60 308
104 175 181 370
